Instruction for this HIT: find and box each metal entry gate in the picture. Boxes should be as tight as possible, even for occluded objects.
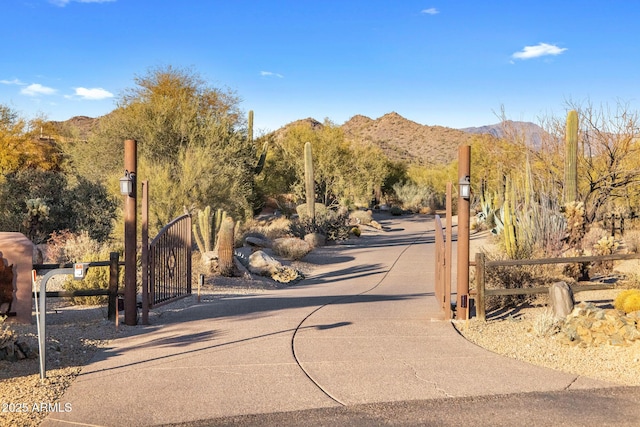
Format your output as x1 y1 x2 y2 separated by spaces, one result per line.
148 214 192 307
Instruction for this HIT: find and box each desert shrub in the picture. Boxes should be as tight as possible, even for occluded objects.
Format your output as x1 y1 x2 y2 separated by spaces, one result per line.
62 249 119 305
389 206 403 216
614 289 640 313
240 217 291 242
296 203 328 219
0 315 15 347
583 227 608 254
349 209 373 225
591 235 618 274
391 182 435 212
0 170 116 243
481 250 537 311
47 231 121 305
289 207 351 241
272 237 313 260
46 230 102 263
623 230 640 253
531 309 560 337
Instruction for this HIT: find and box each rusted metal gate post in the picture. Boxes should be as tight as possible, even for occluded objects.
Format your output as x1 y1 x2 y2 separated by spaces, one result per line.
457 145 471 320
444 182 452 319
107 252 119 320
475 252 486 321
141 180 149 325
124 139 138 326
434 215 444 310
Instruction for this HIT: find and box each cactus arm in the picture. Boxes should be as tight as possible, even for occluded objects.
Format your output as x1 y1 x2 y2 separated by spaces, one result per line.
564 110 579 204
304 141 315 220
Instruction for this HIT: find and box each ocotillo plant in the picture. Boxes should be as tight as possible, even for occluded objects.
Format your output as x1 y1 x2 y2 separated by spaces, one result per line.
218 216 235 277
564 109 579 204
304 141 315 220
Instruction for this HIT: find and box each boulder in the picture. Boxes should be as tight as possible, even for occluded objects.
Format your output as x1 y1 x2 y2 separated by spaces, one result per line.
248 251 282 276
244 236 272 249
549 281 574 320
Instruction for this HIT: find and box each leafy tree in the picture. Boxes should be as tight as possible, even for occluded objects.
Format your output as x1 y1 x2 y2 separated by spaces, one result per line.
275 119 389 208
0 105 62 174
0 170 116 243
533 102 640 223
85 66 257 230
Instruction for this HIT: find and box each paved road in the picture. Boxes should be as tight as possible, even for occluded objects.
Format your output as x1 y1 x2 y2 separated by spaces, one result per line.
43 214 637 426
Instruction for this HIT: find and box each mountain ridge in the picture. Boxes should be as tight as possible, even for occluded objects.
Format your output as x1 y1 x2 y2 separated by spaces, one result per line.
51 112 545 166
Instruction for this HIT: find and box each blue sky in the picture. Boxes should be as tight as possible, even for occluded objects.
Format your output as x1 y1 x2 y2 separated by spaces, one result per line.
2 1 639 133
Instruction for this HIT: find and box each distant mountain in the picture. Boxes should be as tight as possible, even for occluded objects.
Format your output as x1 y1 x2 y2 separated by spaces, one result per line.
341 112 474 166
461 120 547 148
51 113 546 167
50 115 101 141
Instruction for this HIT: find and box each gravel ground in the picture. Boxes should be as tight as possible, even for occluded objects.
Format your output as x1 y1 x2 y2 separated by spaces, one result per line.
454 289 640 387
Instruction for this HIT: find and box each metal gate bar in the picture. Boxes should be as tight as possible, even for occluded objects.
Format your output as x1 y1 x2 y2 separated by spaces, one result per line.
149 214 192 307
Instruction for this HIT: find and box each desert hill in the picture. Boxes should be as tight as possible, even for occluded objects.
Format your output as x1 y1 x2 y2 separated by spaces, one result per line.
462 120 546 148
342 112 473 166
51 112 543 167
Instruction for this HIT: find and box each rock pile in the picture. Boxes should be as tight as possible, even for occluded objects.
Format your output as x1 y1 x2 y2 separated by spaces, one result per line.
0 329 38 361
559 302 640 347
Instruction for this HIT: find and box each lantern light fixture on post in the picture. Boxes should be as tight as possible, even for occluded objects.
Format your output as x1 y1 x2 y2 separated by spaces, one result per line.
459 175 471 200
119 170 135 197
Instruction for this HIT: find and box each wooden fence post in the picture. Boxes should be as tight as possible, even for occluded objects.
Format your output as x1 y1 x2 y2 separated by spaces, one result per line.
107 252 119 320
475 252 486 321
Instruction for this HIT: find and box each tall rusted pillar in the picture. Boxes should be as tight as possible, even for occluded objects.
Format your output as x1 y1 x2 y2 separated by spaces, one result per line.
457 145 471 320
124 139 138 326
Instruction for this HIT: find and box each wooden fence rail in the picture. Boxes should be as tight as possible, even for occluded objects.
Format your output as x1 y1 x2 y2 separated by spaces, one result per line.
33 252 123 320
472 251 640 321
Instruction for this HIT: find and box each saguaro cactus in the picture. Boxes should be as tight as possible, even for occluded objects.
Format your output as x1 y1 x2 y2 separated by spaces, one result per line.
248 110 254 144
254 141 268 174
564 110 579 204
503 177 517 259
304 141 315 220
193 205 213 253
218 216 235 277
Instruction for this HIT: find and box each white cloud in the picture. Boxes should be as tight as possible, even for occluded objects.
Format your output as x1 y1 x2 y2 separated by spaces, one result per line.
512 43 567 60
421 8 439 15
74 87 114 100
21 84 57 96
0 78 25 85
49 0 116 7
260 71 284 78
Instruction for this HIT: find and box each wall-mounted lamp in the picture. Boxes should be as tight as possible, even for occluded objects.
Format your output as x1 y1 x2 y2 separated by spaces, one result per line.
459 175 471 200
119 170 136 197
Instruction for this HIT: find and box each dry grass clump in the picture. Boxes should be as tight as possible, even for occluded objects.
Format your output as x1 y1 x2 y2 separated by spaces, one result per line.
46 230 104 263
240 217 291 241
0 316 15 347
624 230 640 253
272 237 313 260
531 308 560 337
349 209 373 225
